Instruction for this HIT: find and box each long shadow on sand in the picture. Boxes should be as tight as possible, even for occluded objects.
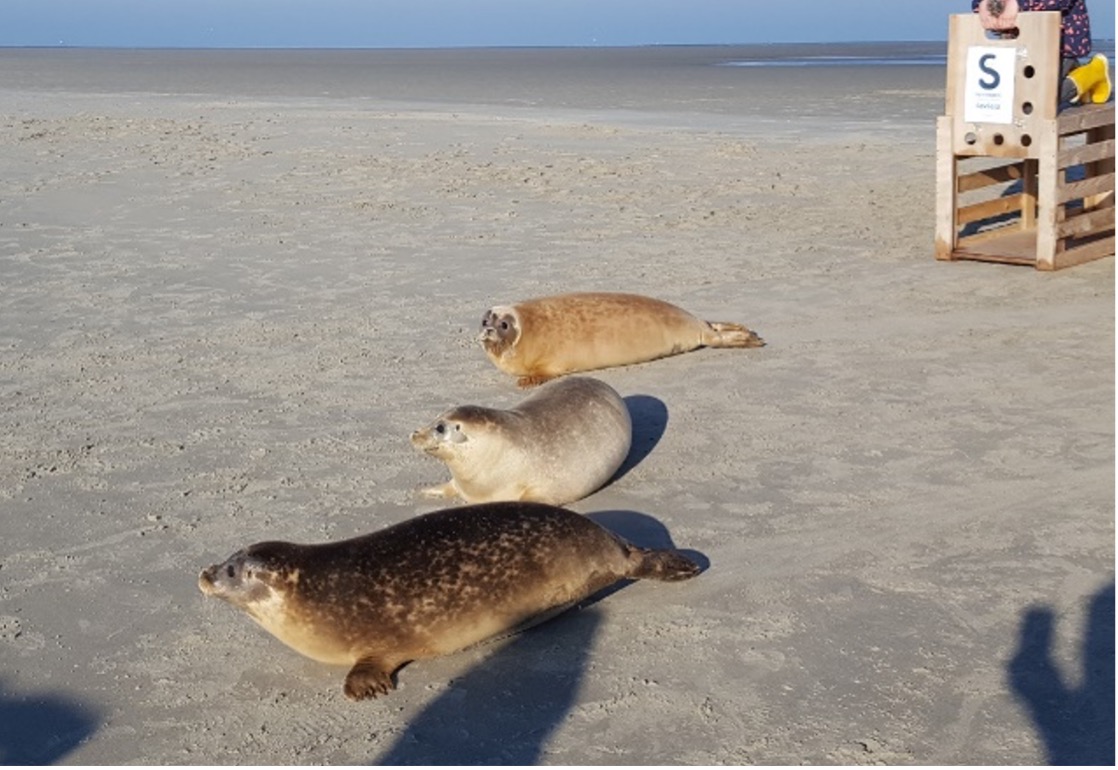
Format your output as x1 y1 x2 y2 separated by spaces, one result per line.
0 680 100 764
1007 581 1115 765
374 510 703 765
374 607 603 765
611 395 669 482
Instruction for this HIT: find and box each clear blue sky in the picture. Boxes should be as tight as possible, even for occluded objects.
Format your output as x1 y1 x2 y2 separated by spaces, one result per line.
2 0 1115 48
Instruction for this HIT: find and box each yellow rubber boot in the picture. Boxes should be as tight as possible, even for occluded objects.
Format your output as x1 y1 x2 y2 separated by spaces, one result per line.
1067 54 1112 104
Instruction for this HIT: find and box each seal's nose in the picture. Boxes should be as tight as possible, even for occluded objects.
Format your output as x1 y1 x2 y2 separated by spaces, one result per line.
198 566 217 594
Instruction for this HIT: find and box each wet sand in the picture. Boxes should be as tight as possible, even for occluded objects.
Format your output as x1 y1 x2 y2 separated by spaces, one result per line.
0 47 1113 764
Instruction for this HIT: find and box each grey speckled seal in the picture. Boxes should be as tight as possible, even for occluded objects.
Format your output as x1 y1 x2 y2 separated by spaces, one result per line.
411 376 632 506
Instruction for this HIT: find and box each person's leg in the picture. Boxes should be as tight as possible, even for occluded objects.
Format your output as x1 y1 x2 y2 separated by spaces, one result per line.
1059 57 1079 103
1065 54 1112 104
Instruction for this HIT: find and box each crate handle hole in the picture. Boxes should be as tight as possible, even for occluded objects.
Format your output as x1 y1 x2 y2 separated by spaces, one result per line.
1021 134 1032 147
993 133 1005 146
1022 101 1034 115
964 131 978 145
1023 65 1036 78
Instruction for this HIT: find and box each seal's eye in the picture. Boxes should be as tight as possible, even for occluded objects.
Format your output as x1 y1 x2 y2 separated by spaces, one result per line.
499 320 509 331
435 422 446 435
226 564 236 579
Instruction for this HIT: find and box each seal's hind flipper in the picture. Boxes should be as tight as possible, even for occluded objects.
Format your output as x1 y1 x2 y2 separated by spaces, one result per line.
627 547 702 582
704 321 765 349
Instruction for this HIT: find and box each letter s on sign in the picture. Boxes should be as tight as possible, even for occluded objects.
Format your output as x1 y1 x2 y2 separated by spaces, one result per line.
978 53 1001 90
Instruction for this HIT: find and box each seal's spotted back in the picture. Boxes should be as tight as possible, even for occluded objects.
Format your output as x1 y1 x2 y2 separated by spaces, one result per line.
199 501 700 700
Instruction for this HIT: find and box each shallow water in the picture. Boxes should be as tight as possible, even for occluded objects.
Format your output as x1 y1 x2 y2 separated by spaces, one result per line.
0 43 955 138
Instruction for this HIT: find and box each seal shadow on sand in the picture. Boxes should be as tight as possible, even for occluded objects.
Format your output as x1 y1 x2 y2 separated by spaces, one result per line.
374 607 602 765
610 394 669 484
374 510 706 765
0 680 100 764
1007 580 1115 765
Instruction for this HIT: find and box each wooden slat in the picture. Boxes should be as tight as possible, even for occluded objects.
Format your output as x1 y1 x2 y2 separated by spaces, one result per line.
944 16 966 116
957 194 1024 225
1058 173 1116 205
1056 206 1116 239
1035 124 1061 268
1058 104 1118 135
1085 125 1115 209
954 227 1038 263
957 162 1026 193
954 251 1037 266
1058 138 1116 169
935 117 958 260
1023 159 1038 228
957 223 1030 250
1052 235 1116 269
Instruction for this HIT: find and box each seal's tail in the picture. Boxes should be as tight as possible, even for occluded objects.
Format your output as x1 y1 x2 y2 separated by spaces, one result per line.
703 321 765 348
627 547 702 582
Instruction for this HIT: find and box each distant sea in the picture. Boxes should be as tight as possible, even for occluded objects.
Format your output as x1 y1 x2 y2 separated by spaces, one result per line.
0 41 1111 134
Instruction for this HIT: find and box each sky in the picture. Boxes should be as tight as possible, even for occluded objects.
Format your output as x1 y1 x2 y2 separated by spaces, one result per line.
1 0 1115 49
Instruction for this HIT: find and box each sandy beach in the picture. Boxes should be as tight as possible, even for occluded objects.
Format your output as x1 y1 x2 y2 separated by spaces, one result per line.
0 47 1113 765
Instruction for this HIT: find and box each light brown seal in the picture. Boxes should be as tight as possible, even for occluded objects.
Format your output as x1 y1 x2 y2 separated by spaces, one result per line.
198 501 700 700
479 291 764 387
410 376 632 506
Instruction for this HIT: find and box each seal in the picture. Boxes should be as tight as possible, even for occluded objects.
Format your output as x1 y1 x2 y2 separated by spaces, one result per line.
198 501 701 700
479 291 764 387
410 376 632 506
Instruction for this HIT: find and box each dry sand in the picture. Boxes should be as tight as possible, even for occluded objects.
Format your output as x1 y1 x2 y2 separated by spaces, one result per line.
0 49 1113 765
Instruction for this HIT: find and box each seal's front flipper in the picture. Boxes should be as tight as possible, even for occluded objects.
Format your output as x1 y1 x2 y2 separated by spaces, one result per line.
516 374 554 388
418 480 459 499
344 657 396 701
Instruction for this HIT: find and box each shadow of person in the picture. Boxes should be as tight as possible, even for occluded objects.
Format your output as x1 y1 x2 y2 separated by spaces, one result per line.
612 395 669 482
0 680 100 764
1007 581 1115 765
374 607 602 765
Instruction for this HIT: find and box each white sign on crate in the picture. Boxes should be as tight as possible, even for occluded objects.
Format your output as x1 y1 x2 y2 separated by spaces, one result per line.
963 46 1017 124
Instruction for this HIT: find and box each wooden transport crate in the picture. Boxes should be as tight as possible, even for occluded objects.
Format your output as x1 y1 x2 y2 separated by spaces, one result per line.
934 12 1115 270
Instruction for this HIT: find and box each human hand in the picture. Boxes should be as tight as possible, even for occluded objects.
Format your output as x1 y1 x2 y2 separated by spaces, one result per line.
977 0 1020 31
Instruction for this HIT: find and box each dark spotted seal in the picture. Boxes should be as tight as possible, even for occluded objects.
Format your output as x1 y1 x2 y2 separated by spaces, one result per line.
198 501 700 700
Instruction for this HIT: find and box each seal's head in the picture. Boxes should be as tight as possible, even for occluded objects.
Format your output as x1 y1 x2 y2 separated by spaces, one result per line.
198 544 300 616
478 306 520 357
199 543 358 666
410 405 502 460
410 411 469 459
